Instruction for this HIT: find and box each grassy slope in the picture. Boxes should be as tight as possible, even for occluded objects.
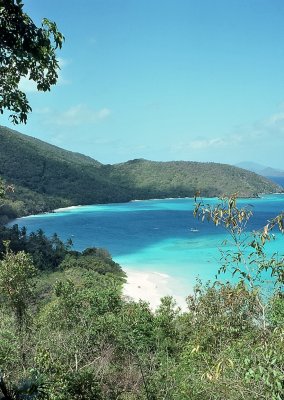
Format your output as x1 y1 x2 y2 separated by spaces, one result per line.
108 159 280 198
0 126 132 208
0 126 282 220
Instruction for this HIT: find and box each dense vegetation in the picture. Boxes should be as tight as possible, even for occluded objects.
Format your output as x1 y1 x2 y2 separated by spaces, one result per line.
0 224 124 276
108 158 280 199
0 125 281 223
2 2 283 398
0 196 283 400
0 0 64 124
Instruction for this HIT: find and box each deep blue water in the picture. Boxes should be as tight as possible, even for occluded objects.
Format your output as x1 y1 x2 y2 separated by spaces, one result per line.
267 176 284 188
10 195 284 294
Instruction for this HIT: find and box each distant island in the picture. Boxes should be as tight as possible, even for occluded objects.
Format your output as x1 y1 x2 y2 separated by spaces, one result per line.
0 125 282 223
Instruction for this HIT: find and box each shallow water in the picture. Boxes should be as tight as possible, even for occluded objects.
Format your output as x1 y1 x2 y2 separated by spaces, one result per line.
10 195 284 295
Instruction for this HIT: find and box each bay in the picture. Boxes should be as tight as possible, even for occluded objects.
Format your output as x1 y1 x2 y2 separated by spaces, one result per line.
10 194 284 298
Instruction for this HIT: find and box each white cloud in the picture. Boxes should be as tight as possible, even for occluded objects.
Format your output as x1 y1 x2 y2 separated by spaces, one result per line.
172 104 284 155
49 105 111 126
189 137 226 150
172 134 243 152
267 112 284 124
261 111 284 134
237 109 284 142
96 108 111 119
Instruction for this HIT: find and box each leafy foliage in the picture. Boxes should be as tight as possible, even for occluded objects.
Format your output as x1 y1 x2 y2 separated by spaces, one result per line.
0 198 284 400
0 224 126 279
0 195 283 399
0 0 64 123
109 158 282 199
194 194 284 291
0 243 36 327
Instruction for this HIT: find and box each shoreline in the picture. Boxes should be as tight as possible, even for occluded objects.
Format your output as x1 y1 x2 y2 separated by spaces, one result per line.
122 267 190 311
7 192 284 223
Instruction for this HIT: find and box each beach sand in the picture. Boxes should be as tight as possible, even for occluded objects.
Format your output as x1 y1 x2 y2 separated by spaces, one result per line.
122 268 189 311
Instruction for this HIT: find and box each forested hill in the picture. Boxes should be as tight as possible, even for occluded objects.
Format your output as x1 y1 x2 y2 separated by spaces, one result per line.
107 159 281 198
0 125 282 221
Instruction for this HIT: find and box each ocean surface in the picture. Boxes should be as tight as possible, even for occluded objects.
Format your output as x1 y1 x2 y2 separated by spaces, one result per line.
268 176 284 189
10 194 284 297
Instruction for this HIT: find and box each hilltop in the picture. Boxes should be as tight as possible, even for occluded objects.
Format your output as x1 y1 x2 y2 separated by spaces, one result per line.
108 159 280 198
0 125 282 222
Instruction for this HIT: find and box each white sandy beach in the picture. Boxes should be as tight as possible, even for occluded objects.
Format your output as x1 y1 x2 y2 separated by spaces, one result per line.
122 268 189 311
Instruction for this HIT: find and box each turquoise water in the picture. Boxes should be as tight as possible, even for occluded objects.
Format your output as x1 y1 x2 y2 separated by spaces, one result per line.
10 195 284 293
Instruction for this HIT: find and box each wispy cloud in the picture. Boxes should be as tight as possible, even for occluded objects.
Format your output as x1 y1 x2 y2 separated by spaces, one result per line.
189 137 226 150
171 104 284 155
172 134 243 152
227 108 284 145
43 104 111 126
252 110 284 137
267 112 284 124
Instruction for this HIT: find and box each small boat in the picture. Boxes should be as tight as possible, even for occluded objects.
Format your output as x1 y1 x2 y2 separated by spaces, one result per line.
190 228 199 232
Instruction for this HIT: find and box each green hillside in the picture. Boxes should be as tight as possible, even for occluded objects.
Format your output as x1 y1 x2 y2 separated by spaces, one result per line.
0 125 282 221
108 158 280 198
0 126 133 221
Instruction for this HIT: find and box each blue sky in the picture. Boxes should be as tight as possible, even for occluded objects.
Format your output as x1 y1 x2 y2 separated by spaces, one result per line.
3 0 284 168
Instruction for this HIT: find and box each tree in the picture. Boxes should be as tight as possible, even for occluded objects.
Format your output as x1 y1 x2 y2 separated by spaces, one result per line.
188 195 284 399
0 0 64 124
0 242 37 368
193 194 284 292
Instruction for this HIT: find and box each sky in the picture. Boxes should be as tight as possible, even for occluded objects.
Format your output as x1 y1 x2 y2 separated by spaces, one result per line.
2 0 284 168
